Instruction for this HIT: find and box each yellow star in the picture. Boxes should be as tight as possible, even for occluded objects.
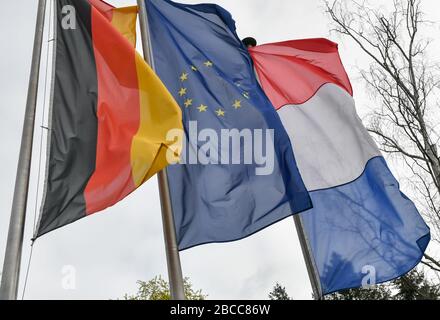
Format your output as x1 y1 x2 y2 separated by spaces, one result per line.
178 88 187 97
191 65 198 72
232 99 242 109
204 60 213 67
184 98 193 108
180 72 188 81
243 91 250 99
197 104 208 112
216 108 225 117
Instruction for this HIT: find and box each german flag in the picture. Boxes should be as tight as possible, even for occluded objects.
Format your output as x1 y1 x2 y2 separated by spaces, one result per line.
35 0 182 238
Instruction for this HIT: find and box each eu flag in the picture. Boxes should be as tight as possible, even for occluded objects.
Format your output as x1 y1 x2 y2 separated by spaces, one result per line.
145 0 312 250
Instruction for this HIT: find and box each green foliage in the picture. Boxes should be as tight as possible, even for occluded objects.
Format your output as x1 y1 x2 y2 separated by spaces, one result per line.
268 282 291 300
325 284 393 300
393 270 440 300
269 269 439 300
124 275 207 300
326 270 440 300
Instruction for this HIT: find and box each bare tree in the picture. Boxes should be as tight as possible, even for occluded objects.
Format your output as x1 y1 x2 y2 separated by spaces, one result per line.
325 0 440 273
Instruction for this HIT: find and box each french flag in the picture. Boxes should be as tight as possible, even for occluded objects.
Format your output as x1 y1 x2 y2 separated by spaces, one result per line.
249 39 430 295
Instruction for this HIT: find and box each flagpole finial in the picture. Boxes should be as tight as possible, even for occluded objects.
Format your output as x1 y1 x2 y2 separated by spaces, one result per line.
242 37 257 48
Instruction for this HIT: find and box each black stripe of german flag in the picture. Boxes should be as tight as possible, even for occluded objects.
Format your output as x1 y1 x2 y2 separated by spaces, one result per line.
37 0 98 237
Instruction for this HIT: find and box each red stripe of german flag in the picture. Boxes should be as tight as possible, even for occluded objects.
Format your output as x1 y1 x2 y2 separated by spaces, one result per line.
89 0 137 45
35 0 182 238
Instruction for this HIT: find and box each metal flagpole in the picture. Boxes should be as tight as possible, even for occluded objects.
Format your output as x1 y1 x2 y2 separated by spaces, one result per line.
0 0 47 300
244 37 323 300
137 0 186 300
293 215 323 300
245 37 323 300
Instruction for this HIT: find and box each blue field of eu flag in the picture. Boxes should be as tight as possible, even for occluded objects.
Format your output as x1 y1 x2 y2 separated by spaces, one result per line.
145 0 312 250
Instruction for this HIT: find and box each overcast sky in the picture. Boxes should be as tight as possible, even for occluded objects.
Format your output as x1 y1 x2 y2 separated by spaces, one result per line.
1 0 439 300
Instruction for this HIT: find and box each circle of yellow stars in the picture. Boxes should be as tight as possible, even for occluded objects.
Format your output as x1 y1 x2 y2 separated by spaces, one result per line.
177 60 249 117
